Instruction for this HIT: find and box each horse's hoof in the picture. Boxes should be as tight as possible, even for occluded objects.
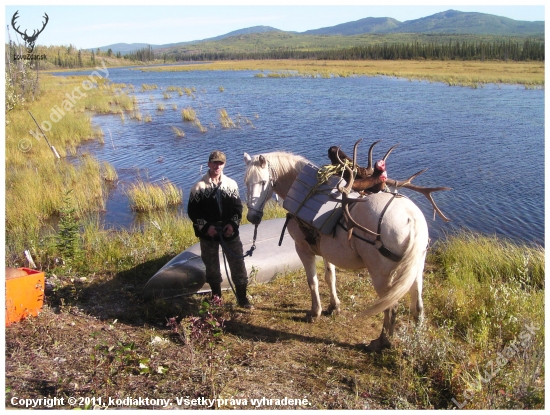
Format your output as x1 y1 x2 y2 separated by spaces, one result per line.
364 333 392 353
326 304 341 315
304 312 319 323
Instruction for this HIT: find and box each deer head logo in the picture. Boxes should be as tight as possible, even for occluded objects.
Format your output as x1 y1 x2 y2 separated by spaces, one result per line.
11 10 49 53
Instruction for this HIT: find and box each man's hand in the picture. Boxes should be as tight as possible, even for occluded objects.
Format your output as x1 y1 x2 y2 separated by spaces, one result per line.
206 225 218 237
223 224 234 237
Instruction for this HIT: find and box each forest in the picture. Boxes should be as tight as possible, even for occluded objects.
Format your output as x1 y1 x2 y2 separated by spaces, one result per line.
166 38 544 63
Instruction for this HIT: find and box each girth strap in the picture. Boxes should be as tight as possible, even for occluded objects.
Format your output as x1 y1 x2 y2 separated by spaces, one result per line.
338 193 403 262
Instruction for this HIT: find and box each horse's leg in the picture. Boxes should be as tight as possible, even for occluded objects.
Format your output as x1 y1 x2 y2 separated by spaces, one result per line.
365 305 396 352
324 260 340 315
295 244 322 322
409 273 424 324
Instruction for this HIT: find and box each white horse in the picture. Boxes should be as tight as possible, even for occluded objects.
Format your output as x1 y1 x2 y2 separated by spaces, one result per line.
243 151 429 351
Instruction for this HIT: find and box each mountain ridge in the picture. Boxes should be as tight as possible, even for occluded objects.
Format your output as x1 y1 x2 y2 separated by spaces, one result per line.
96 9 544 54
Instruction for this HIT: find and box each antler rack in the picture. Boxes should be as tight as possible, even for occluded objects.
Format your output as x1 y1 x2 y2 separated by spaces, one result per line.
333 139 452 224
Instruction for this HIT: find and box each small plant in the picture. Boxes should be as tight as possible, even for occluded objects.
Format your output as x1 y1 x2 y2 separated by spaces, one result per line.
156 103 165 111
182 107 196 122
101 161 118 181
144 113 153 123
193 119 207 133
218 108 236 129
140 83 158 92
188 297 225 344
171 126 185 137
219 86 225 92
56 190 82 266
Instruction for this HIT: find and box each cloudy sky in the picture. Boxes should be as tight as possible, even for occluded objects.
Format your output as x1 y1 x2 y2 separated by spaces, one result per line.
4 1 546 50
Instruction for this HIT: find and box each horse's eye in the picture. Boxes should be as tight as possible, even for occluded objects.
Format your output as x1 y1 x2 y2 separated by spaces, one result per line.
261 181 267 187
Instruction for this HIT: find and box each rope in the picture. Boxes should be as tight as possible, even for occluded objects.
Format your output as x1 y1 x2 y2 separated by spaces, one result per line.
215 225 258 301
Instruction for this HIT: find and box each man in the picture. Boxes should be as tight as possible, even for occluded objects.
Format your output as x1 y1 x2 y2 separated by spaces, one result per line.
187 150 253 308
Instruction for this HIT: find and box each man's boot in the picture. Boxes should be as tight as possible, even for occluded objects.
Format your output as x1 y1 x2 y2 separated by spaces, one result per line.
210 282 222 300
236 284 253 309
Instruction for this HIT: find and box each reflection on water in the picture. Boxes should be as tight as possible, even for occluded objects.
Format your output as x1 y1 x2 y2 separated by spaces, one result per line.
57 68 544 245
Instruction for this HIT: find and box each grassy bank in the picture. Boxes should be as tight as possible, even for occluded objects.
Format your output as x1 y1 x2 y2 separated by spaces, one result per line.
141 59 544 87
5 222 544 409
5 74 136 259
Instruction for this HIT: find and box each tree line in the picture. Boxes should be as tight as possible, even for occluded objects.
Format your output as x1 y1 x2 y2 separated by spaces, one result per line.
168 38 544 62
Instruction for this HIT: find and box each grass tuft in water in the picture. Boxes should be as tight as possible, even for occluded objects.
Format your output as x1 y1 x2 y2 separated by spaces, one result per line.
127 180 183 212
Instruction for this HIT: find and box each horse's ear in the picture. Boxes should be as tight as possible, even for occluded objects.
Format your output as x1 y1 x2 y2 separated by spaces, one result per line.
259 155 267 168
243 153 252 165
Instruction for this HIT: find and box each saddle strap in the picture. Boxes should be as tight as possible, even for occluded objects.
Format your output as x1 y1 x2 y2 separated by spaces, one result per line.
337 193 403 262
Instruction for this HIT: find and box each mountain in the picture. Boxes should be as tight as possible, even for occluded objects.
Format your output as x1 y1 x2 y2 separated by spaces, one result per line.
302 17 400 35
303 10 543 37
393 10 544 36
95 43 157 53
96 10 544 54
205 25 283 41
98 26 282 54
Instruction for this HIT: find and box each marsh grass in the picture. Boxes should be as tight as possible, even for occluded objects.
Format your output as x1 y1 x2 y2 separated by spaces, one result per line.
5 75 120 257
193 119 207 133
171 126 185 137
143 60 544 87
183 87 195 98
127 180 183 212
218 108 236 129
140 83 158 92
131 110 143 121
182 107 196 122
101 161 118 182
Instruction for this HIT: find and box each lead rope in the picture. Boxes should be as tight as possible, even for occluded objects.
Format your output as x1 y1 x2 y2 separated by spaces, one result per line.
215 225 258 300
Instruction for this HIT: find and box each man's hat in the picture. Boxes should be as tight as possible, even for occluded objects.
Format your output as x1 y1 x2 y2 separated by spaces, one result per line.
209 150 226 163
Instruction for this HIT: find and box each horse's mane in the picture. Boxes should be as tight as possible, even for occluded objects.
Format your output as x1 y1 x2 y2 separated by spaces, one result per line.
245 151 309 181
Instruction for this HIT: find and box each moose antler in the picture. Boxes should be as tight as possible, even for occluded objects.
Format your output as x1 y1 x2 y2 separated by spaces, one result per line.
336 139 379 239
11 11 49 53
330 140 452 222
385 172 452 222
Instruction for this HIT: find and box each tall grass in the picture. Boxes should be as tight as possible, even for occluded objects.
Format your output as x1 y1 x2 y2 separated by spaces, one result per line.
171 126 185 137
218 108 236 129
181 107 196 121
127 180 183 212
143 60 544 88
101 161 118 182
426 231 544 347
5 75 121 258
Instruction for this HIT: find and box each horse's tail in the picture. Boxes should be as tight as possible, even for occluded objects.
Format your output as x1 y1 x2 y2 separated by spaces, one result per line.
360 217 425 318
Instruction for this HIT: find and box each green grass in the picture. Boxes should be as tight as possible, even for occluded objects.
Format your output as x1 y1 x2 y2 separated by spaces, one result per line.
4 74 127 257
127 180 183 212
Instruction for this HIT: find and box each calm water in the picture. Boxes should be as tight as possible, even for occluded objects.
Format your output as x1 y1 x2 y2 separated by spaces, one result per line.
56 67 545 246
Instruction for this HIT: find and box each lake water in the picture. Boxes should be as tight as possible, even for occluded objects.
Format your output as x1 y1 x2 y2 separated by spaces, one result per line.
56 66 545 246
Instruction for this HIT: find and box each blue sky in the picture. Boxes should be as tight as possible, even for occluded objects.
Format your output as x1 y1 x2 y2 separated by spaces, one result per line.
3 2 546 50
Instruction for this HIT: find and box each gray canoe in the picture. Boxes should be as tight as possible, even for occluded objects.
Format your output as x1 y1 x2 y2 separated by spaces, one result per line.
143 218 303 300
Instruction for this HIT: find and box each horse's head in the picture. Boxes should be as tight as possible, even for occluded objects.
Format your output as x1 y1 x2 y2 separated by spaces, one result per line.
243 153 275 225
